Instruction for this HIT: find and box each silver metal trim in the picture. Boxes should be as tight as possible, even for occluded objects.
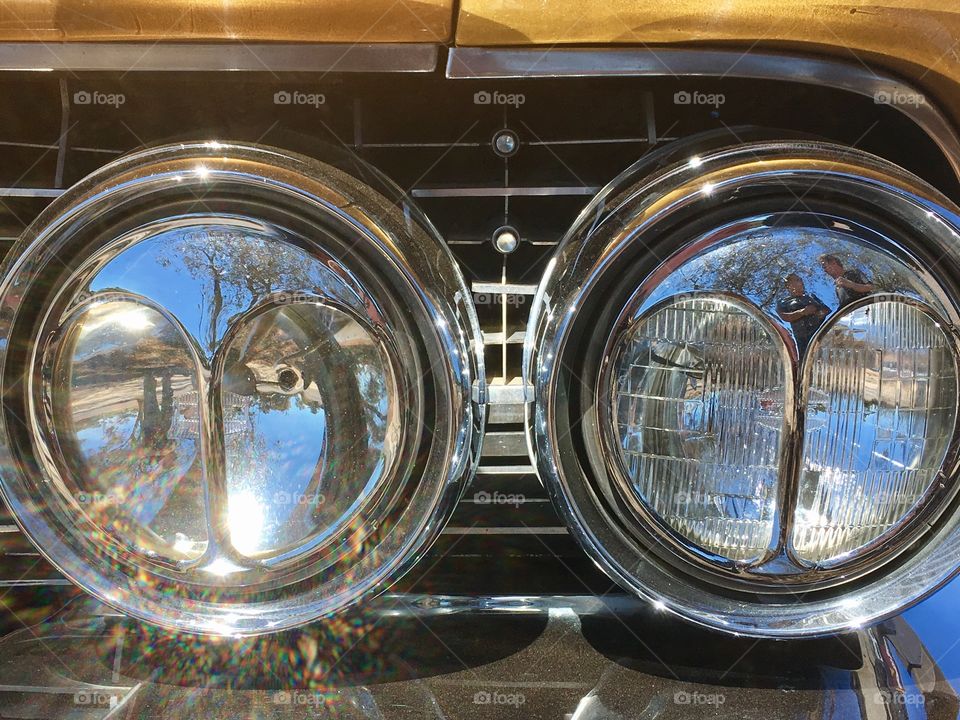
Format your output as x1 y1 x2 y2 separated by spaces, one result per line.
474 464 536 476
482 330 525 345
441 526 567 535
412 186 599 198
0 188 63 198
447 47 960 181
0 42 438 73
472 282 539 296
481 431 528 457
487 383 530 404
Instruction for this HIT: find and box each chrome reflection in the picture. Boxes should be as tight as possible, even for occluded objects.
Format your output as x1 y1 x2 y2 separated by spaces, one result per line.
526 141 960 636
0 141 483 635
38 218 421 585
45 296 208 565
795 299 959 564
636 216 950 361
218 299 401 562
777 273 830 355
597 215 960 582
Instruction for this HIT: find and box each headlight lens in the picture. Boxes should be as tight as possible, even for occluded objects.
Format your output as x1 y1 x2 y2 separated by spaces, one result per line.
609 296 787 563
795 300 958 564
0 142 484 635
528 140 960 636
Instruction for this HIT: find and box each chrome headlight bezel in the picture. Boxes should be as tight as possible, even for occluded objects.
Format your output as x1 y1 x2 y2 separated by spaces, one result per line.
525 141 960 637
0 141 485 636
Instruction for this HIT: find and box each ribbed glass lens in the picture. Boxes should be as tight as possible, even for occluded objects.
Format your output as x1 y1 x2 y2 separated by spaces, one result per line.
610 297 787 562
794 300 959 564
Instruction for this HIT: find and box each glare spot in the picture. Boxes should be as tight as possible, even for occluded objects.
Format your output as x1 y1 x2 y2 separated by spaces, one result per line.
81 306 155 335
172 533 199 555
112 307 155 331
228 491 265 556
203 556 246 578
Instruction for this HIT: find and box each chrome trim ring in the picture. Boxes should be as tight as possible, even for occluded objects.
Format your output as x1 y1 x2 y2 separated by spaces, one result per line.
525 140 960 637
0 141 484 636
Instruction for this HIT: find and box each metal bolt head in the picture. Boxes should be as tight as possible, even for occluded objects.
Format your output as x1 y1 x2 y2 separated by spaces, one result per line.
493 227 520 254
493 130 519 157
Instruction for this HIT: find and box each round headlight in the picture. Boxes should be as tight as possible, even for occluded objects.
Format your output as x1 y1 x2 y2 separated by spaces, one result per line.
0 142 484 635
527 141 960 636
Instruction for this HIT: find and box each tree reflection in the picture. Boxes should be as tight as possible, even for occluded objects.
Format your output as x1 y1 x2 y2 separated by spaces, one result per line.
683 227 915 312
157 227 323 353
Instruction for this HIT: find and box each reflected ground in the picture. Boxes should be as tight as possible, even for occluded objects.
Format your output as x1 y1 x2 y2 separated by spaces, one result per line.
0 586 957 719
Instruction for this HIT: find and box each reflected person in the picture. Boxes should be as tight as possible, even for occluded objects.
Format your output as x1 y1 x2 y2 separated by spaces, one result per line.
140 372 174 452
819 254 875 308
776 273 830 355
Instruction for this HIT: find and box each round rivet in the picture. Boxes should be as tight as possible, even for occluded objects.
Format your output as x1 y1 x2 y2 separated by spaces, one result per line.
493 226 520 254
493 130 519 158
